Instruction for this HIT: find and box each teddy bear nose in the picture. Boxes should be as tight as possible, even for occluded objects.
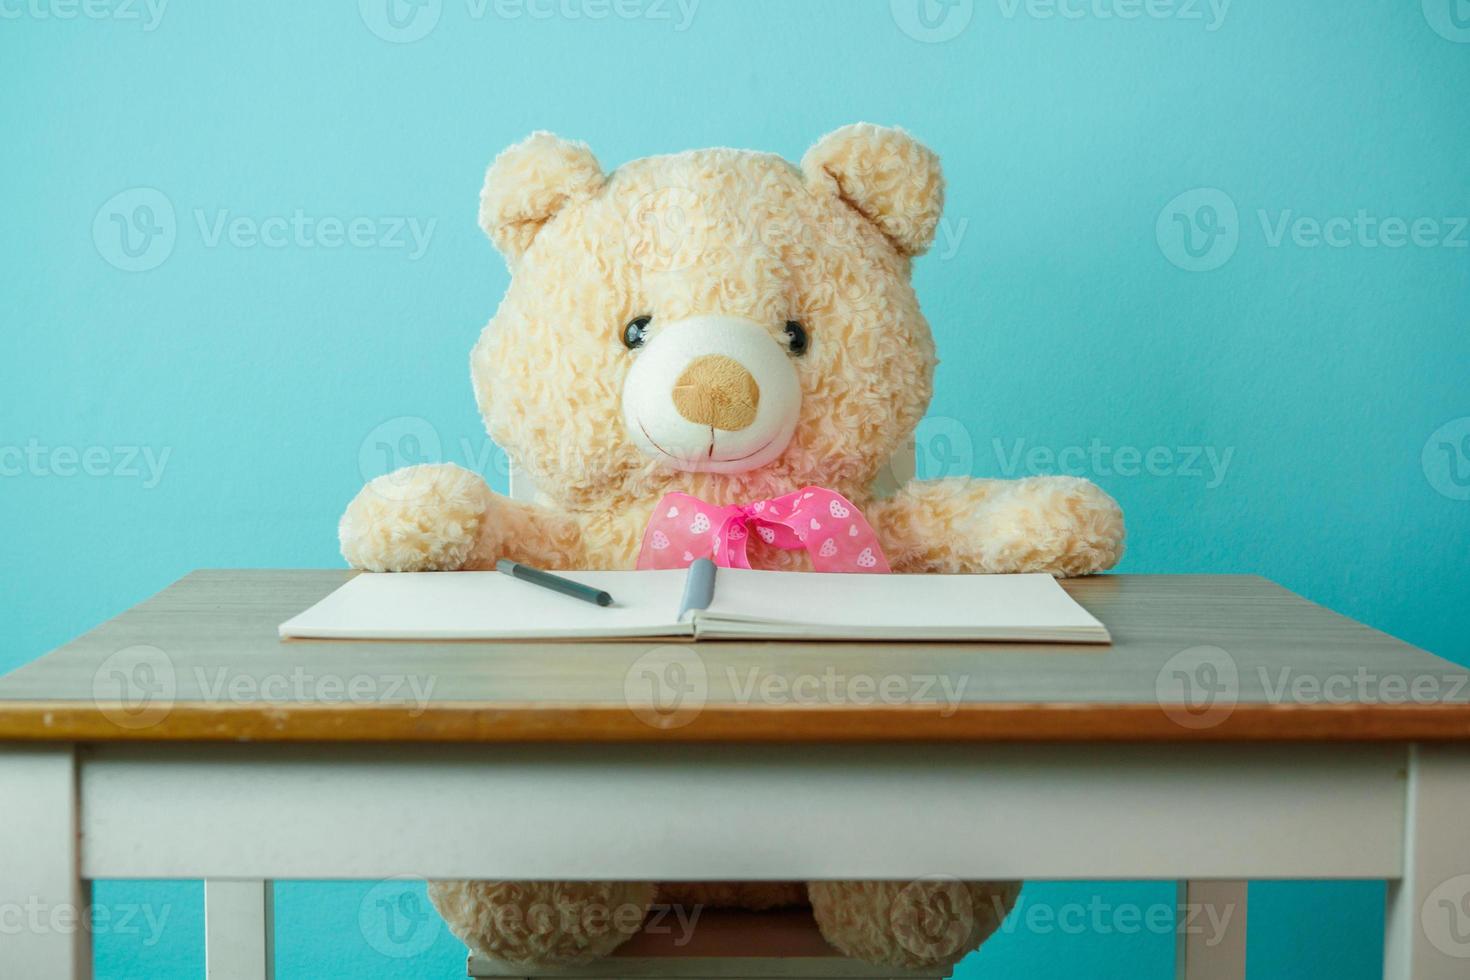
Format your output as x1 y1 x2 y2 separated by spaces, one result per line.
672 355 761 430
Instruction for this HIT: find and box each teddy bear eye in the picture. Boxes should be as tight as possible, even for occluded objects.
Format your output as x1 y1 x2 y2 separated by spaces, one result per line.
622 315 652 350
783 320 809 356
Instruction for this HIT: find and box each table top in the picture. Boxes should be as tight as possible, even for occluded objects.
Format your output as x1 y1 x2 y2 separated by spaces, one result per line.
1 570 1467 743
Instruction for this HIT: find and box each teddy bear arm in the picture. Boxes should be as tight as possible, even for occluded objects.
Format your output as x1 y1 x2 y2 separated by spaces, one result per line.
338 462 585 572
462 491 587 570
866 476 1125 576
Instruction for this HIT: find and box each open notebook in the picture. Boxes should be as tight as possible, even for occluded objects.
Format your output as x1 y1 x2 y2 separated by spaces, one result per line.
279 563 1110 643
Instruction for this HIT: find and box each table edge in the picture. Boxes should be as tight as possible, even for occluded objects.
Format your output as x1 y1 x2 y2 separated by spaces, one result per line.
2 700 1469 743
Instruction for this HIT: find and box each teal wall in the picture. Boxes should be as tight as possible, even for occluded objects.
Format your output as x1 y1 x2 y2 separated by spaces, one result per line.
3 1 1467 976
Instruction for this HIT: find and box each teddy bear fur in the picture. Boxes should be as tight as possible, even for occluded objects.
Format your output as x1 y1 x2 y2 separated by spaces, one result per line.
340 123 1124 968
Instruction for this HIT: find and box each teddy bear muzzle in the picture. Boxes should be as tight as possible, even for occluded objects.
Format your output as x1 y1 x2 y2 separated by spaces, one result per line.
621 314 801 474
672 355 760 430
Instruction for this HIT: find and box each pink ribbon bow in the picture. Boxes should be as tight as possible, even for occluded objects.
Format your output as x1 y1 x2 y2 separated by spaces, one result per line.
637 486 890 573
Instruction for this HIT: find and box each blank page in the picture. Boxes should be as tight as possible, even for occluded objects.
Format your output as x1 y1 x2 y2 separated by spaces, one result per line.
279 570 689 640
700 569 1109 641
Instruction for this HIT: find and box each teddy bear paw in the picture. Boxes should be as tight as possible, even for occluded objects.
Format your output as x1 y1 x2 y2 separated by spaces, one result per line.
979 476 1126 576
808 879 1020 969
339 463 494 572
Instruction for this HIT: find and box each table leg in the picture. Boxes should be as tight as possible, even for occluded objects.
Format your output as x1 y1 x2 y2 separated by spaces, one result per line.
0 745 91 979
1384 744 1470 980
205 880 275 979
1175 880 1247 980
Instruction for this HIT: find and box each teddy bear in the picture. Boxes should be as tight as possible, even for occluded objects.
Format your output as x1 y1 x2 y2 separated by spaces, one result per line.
339 123 1125 969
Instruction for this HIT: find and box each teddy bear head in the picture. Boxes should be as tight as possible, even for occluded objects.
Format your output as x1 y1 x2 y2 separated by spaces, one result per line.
471 124 944 512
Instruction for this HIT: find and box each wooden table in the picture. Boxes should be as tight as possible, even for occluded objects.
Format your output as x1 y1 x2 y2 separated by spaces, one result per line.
3 571 1469 979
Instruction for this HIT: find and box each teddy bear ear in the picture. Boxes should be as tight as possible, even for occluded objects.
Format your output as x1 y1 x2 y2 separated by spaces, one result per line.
801 123 944 258
479 132 604 262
